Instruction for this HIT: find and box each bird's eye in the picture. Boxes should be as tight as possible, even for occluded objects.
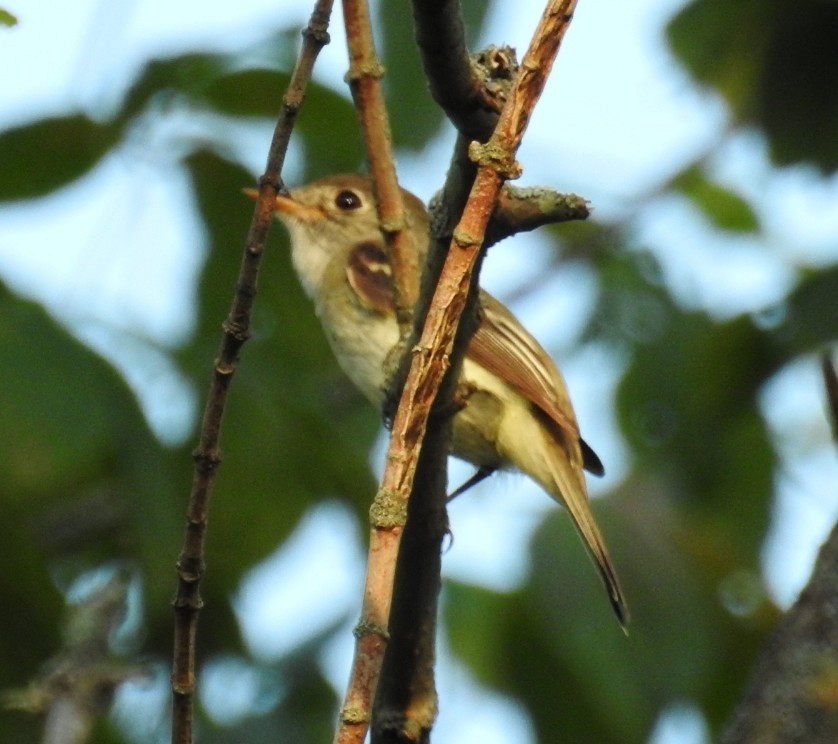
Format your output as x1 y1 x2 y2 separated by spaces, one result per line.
335 190 362 211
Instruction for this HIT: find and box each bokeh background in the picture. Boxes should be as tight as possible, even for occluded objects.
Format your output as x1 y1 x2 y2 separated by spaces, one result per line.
2 0 838 741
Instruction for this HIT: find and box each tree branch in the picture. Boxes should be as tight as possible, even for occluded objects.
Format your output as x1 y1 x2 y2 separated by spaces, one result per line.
169 4 334 742
331 2 426 741
487 184 590 247
342 0 419 332
4 574 134 744
718 354 838 743
370 2 581 740
410 0 502 140
410 0 518 253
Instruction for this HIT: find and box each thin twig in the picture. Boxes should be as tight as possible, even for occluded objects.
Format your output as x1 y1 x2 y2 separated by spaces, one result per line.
371 2 581 740
342 0 419 332
4 575 133 744
822 353 838 443
331 2 436 742
487 185 589 246
169 4 334 742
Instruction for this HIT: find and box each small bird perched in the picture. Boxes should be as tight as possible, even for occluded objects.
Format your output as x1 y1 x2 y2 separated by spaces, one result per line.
252 174 628 627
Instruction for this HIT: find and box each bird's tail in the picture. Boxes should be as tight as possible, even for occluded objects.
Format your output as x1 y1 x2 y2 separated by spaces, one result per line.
539 420 630 630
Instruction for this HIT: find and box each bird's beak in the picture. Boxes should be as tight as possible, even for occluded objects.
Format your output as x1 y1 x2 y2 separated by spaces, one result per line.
242 187 323 222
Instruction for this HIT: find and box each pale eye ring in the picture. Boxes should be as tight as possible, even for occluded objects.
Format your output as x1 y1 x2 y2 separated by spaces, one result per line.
335 190 362 210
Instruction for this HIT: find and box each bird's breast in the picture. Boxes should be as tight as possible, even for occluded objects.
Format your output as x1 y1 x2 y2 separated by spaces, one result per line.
315 290 399 405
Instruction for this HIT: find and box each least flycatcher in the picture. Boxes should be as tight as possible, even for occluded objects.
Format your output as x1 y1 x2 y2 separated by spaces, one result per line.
252 174 628 627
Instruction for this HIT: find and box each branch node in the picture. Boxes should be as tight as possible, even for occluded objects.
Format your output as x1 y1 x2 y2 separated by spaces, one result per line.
467 140 523 179
369 489 408 529
222 318 251 341
452 228 479 248
471 44 519 113
171 593 204 610
339 705 370 725
191 448 222 471
353 619 390 641
301 24 330 45
345 60 386 82
379 215 406 233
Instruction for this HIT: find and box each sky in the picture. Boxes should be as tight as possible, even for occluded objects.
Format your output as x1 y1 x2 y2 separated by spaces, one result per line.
2 1 838 742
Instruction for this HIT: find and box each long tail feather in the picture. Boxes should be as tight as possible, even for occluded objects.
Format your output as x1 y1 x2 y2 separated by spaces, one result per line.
542 435 630 630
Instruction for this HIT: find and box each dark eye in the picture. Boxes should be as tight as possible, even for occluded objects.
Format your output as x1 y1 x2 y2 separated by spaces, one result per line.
335 190 362 210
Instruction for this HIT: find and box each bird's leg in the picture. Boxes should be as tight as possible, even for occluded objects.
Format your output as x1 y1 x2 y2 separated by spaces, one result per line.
452 380 477 410
447 466 496 502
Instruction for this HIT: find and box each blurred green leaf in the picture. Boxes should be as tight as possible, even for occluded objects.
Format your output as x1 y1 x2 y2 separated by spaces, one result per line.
777 266 838 357
0 283 156 512
445 485 769 743
0 115 121 200
200 651 338 744
203 69 293 118
668 0 838 171
758 3 838 170
443 581 510 687
0 280 180 738
590 251 780 563
379 3 443 150
0 8 17 26
673 166 759 232
296 83 366 178
667 0 771 119
117 53 231 123
617 309 777 558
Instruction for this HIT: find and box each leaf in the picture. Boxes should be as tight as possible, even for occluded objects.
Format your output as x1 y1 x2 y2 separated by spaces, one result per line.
673 166 759 233
668 0 838 172
0 8 17 26
779 266 838 357
296 83 366 177
203 65 363 175
0 280 179 696
667 0 772 119
757 3 838 171
0 115 121 200
443 581 511 688
618 310 776 550
203 69 293 118
589 251 780 562
117 53 231 123
379 3 445 150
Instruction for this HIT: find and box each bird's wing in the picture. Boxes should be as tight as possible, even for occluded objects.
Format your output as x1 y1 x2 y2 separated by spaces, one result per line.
468 291 604 476
345 242 395 315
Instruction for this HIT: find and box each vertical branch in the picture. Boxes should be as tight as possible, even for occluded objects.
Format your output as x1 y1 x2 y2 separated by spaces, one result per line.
377 0 579 602
371 1 581 741
410 0 503 140
342 0 419 330
332 3 419 743
822 353 838 442
169 4 334 743
336 1 580 741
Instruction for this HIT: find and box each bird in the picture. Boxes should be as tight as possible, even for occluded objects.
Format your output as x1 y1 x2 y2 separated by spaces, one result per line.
250 173 628 628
